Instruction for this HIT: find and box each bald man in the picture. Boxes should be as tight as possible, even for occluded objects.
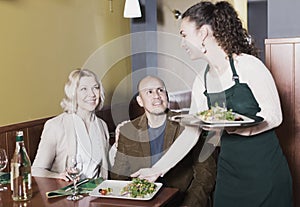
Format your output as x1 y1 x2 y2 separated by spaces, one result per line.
111 76 216 207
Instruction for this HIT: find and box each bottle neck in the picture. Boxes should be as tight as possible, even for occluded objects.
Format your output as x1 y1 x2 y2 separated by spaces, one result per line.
16 136 24 142
12 140 31 165
15 141 25 150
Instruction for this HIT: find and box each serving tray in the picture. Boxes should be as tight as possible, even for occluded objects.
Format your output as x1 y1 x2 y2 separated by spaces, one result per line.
169 114 263 128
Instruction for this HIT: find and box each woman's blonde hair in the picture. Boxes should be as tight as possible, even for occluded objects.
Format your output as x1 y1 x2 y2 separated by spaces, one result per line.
60 69 105 113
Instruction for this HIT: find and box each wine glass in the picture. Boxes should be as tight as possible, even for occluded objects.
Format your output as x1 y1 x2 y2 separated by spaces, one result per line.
0 148 8 191
65 155 83 201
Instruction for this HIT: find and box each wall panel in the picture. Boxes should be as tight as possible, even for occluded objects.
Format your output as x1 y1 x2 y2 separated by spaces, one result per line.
265 37 300 207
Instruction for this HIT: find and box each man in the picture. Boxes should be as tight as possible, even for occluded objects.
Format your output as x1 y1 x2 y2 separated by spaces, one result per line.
111 76 216 207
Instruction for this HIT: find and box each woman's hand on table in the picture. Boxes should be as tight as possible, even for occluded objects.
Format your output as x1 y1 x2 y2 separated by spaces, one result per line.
58 172 71 182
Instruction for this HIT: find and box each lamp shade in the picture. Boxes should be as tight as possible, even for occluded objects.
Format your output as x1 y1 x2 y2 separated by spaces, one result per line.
123 0 141 18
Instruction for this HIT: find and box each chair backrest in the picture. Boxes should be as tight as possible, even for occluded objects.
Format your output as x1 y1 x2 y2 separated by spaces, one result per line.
129 94 144 120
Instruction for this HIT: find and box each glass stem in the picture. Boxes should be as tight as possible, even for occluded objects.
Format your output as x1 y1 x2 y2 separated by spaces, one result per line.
73 179 77 196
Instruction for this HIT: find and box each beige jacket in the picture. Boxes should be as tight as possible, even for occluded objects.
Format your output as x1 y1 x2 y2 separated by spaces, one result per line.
32 113 110 179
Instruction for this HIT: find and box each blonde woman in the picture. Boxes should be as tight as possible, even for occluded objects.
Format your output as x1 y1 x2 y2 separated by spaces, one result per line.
32 69 109 181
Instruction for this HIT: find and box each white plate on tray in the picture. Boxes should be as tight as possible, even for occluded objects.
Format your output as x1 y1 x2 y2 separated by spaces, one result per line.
89 180 163 200
169 113 261 128
198 113 255 124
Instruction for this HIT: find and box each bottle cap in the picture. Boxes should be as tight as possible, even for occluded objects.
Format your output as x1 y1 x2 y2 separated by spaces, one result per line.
16 131 24 142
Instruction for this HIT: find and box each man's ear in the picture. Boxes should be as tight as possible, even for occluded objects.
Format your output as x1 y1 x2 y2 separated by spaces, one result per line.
136 95 144 107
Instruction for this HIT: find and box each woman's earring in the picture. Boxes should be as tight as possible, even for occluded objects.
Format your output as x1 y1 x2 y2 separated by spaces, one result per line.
201 42 207 54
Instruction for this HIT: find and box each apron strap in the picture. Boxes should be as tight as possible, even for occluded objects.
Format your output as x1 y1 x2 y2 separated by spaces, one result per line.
203 56 240 106
229 55 240 84
204 56 239 89
203 64 210 94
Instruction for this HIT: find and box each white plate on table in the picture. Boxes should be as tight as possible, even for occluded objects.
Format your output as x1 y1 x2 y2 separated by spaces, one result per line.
89 180 163 200
169 113 261 128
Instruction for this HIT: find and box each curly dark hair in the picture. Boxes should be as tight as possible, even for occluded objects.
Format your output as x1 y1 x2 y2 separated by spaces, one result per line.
182 1 258 57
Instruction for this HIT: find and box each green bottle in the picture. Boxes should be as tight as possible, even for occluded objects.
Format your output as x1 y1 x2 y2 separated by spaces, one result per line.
10 131 32 201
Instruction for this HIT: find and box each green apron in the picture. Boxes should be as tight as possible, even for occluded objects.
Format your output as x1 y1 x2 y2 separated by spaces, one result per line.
203 57 293 207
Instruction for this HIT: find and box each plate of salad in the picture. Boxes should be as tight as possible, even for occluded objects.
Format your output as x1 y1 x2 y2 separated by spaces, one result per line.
196 105 255 124
89 178 162 200
169 105 263 128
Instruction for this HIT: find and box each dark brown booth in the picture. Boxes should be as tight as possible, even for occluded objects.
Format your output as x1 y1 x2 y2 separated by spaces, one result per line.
0 90 191 171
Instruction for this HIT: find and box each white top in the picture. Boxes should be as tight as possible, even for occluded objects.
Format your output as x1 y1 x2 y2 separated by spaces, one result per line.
73 114 107 179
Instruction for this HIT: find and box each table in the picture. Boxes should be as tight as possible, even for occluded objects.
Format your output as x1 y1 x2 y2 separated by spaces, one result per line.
0 177 179 207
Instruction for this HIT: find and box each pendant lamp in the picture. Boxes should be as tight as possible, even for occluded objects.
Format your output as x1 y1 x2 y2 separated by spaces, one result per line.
123 0 141 18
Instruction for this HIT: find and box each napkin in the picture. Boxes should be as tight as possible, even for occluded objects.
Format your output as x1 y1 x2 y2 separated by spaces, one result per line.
0 172 10 184
46 177 103 198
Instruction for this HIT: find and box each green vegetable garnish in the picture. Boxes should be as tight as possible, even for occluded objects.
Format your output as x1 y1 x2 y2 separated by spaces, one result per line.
197 103 236 121
121 178 157 198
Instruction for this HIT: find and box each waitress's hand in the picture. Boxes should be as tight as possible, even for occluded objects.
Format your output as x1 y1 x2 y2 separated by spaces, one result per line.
131 168 165 182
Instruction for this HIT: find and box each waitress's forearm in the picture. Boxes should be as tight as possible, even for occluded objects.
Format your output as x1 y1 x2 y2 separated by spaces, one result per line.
153 127 201 173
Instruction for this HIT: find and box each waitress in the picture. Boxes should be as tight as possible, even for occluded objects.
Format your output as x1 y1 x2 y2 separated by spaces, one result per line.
132 1 293 207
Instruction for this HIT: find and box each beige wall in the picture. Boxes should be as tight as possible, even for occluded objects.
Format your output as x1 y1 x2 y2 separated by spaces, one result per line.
0 0 131 126
157 0 205 93
0 0 247 126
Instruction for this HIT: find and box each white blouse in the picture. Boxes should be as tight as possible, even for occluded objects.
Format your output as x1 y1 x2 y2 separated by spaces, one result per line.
73 114 109 179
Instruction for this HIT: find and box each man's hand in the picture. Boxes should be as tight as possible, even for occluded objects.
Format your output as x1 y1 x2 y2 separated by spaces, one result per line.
115 120 131 147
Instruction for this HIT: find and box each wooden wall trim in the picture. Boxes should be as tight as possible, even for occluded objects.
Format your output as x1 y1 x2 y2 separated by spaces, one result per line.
0 117 52 172
0 117 54 133
265 37 300 44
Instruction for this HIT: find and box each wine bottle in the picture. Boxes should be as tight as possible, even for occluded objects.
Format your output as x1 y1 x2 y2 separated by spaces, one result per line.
10 131 32 201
